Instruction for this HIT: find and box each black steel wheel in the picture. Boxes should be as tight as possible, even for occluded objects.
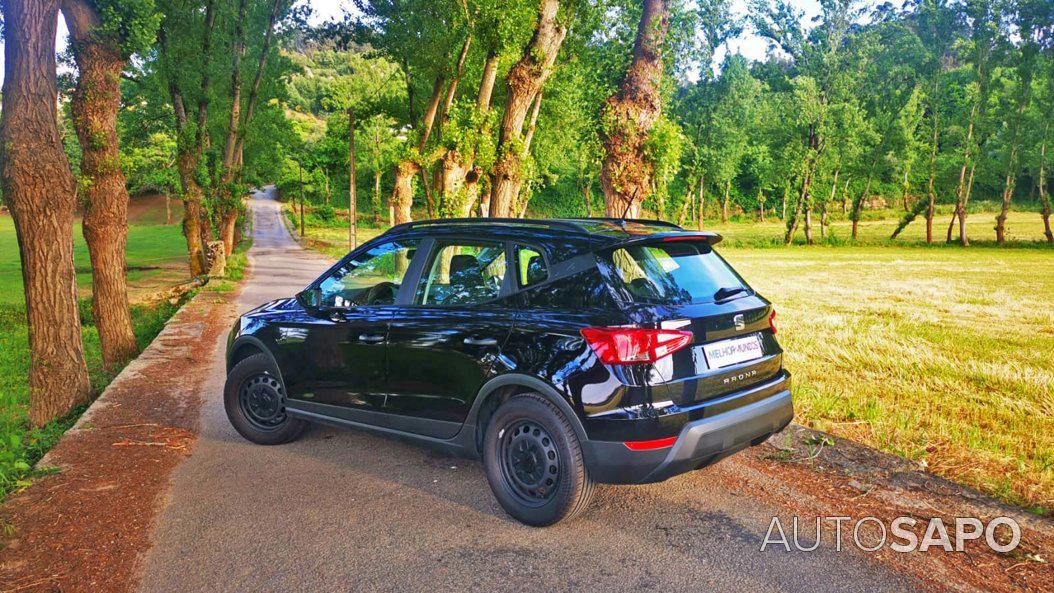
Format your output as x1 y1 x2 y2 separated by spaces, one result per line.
499 420 561 506
483 393 595 526
224 352 307 445
238 373 287 430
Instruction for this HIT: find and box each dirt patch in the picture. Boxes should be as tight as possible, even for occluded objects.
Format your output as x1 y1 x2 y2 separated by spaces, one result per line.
0 288 235 593
722 425 1053 593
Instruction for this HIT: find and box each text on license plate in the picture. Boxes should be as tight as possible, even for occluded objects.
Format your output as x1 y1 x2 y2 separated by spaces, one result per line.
702 334 763 369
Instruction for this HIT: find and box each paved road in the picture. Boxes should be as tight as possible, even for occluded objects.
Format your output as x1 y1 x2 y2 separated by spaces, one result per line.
137 189 919 593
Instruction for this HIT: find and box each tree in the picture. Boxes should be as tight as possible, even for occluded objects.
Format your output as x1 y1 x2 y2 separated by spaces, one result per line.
1 0 93 425
215 0 284 256
488 0 569 217
599 0 671 217
61 0 159 369
157 0 218 276
994 0 1042 243
947 0 1003 246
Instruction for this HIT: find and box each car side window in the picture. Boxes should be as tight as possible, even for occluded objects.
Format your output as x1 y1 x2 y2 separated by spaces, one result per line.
415 241 507 306
318 239 419 308
515 245 548 288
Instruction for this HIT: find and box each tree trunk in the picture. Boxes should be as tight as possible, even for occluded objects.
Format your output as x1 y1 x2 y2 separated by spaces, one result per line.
439 34 472 130
758 189 765 222
177 152 210 276
820 201 828 238
439 49 500 210
900 165 911 212
696 173 705 230
391 160 420 225
995 168 1013 244
63 0 139 368
780 183 788 221
490 0 568 217
804 205 813 245
995 74 1032 244
582 179 593 217
477 50 499 111
418 76 445 152
373 170 383 224
1038 129 1053 243
1 0 93 425
599 0 669 218
161 0 217 273
522 90 544 153
851 173 873 240
222 0 249 171
348 109 357 249
949 99 978 245
165 194 172 225
785 156 815 245
721 179 730 223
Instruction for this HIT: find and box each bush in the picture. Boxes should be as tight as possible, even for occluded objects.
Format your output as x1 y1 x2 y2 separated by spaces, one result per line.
313 203 336 222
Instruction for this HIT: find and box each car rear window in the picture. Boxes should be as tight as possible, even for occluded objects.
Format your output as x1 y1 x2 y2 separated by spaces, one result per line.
603 241 747 305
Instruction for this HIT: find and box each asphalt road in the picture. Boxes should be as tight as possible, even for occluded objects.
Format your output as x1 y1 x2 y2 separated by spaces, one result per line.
136 188 920 593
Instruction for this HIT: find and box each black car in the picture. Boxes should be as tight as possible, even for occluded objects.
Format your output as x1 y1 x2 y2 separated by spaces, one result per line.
224 218 792 526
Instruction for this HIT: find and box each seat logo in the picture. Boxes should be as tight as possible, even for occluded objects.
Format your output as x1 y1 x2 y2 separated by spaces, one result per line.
733 314 745 331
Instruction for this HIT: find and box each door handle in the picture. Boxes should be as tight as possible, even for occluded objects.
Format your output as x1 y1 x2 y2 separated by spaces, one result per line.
463 336 498 347
359 334 385 344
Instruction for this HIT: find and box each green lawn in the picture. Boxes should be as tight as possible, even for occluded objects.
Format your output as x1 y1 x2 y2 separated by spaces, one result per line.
289 203 1053 514
0 215 191 497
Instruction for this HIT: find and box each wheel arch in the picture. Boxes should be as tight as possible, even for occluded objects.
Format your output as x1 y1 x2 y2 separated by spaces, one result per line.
227 335 279 373
468 374 588 456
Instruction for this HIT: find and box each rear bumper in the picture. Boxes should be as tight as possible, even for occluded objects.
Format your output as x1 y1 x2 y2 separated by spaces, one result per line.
582 372 793 484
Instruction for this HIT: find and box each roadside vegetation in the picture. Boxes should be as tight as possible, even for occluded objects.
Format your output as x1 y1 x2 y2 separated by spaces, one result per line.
0 211 190 497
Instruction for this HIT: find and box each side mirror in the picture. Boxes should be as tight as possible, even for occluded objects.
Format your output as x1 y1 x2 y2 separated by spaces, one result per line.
297 287 322 310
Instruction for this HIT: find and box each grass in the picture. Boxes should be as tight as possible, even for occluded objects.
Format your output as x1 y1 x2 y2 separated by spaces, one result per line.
706 207 1053 248
0 212 196 498
289 201 1053 514
726 245 1054 514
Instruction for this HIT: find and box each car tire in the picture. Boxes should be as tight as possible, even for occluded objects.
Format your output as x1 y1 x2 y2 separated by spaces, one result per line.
483 393 596 526
224 352 307 445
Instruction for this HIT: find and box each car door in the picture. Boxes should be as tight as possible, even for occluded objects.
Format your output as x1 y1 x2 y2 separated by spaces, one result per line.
384 239 514 438
287 238 421 420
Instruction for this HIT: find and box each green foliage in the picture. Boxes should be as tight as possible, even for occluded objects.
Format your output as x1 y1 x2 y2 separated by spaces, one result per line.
95 0 161 57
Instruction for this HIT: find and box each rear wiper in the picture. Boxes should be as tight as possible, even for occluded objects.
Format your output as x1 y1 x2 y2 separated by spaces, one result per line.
713 286 749 302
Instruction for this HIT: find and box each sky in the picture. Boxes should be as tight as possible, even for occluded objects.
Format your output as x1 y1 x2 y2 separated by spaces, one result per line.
0 0 872 86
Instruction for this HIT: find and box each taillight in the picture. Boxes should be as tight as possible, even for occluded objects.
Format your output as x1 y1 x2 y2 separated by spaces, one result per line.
769 309 777 334
579 327 693 365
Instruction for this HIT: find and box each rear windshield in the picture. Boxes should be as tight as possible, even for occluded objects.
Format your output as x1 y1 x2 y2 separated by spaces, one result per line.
603 241 748 305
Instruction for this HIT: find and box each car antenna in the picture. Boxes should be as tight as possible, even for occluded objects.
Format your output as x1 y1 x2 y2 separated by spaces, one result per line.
618 186 641 229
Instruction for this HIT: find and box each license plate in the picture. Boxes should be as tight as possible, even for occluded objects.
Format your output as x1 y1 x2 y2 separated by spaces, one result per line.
702 334 763 369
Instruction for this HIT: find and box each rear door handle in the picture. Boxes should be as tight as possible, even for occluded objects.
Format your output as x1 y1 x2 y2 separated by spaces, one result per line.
359 334 385 344
463 336 498 347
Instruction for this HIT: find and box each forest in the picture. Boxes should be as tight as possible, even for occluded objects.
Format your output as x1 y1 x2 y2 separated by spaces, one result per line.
1 0 1053 510
72 0 1054 257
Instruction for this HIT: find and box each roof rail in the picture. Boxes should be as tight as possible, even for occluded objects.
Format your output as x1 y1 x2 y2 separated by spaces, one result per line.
392 218 587 233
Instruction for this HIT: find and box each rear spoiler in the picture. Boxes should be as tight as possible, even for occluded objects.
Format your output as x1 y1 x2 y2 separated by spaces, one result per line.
610 231 723 247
